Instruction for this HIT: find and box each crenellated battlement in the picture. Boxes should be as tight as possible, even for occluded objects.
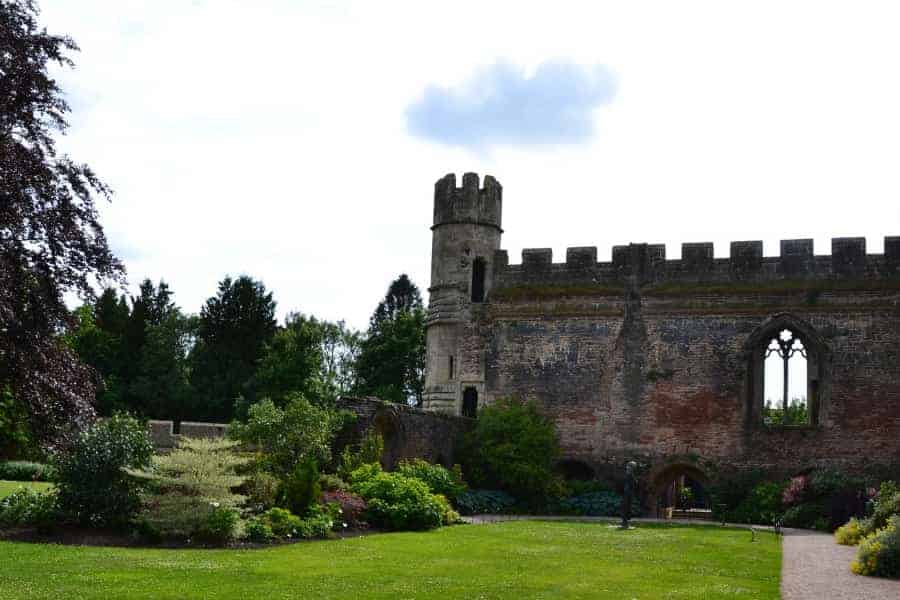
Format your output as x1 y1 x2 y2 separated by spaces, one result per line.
492 236 900 292
432 172 502 231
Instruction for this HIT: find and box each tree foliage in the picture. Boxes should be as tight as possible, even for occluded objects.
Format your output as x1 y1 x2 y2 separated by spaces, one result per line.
229 394 352 478
189 275 277 421
355 274 426 405
1 0 124 446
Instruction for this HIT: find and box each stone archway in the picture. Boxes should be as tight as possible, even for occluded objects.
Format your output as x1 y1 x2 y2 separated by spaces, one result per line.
373 406 405 470
646 462 711 519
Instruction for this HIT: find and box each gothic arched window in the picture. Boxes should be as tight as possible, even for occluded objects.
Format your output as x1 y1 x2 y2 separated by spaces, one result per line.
745 314 829 428
763 328 808 425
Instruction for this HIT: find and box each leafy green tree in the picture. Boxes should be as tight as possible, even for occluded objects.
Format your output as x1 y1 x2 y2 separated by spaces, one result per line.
1 0 124 445
190 276 277 421
254 313 325 407
355 275 426 405
459 397 560 503
229 394 352 478
318 319 361 401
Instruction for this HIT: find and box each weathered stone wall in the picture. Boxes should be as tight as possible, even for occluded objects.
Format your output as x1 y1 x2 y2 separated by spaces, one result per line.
478 242 900 485
335 397 472 469
148 399 471 468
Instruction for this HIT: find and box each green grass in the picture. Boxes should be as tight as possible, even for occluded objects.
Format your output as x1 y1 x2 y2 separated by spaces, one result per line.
0 480 53 498
0 521 781 599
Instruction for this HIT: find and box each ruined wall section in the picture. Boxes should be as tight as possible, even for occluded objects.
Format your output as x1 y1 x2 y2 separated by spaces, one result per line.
481 239 900 477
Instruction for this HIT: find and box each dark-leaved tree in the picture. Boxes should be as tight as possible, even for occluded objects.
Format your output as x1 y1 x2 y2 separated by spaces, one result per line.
355 274 426 406
189 275 277 421
0 0 124 446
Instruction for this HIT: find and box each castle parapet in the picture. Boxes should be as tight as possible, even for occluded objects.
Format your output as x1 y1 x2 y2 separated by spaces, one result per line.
492 236 900 293
432 172 502 231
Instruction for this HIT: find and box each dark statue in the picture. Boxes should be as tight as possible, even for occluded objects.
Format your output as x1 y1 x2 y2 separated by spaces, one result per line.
620 461 638 528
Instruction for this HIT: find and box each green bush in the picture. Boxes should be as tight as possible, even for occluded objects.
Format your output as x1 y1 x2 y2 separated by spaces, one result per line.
709 470 767 521
781 501 828 530
852 515 900 578
319 473 349 492
724 481 785 525
566 480 613 496
244 470 280 511
54 414 154 527
459 397 560 503
277 459 321 516
351 466 451 530
347 463 382 486
197 506 241 543
835 517 865 546
229 395 353 478
245 518 274 542
127 437 248 540
0 487 59 532
247 506 333 541
560 491 623 517
337 430 384 480
454 490 517 515
397 459 467 502
0 461 54 482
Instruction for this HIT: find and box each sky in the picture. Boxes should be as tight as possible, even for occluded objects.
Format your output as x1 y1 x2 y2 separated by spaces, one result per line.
41 0 900 336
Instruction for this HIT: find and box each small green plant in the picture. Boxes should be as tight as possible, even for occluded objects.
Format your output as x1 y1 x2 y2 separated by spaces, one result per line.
337 430 384 480
244 470 279 511
197 506 241 544
54 413 154 527
277 459 321 516
246 506 333 541
319 473 349 492
245 518 274 542
397 459 467 502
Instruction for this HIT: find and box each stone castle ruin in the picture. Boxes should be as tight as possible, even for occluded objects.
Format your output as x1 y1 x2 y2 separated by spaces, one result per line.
422 172 900 510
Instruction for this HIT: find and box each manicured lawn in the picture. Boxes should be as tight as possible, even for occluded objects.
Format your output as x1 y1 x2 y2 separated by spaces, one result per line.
0 521 780 599
0 480 53 498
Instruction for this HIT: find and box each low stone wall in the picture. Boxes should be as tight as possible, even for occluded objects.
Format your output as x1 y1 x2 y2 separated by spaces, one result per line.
335 396 473 469
148 397 472 469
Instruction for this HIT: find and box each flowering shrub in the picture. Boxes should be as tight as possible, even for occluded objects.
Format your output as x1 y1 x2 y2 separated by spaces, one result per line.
54 413 154 527
782 476 809 507
322 490 367 527
835 517 866 546
852 515 900 577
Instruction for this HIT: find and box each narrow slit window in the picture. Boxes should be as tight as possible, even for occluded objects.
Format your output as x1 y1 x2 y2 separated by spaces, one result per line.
471 258 486 303
448 355 454 380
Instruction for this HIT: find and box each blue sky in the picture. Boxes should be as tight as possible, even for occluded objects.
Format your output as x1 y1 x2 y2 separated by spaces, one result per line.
41 0 900 342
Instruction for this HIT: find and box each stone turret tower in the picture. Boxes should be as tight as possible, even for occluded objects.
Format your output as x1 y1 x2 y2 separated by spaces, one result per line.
423 173 502 415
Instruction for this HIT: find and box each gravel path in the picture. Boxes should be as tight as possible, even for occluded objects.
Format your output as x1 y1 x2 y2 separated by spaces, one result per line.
781 529 900 600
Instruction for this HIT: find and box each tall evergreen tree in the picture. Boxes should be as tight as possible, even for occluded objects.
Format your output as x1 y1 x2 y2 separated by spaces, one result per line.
355 274 426 406
189 275 277 421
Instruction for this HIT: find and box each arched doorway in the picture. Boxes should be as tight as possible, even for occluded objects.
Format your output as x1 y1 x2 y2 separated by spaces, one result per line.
648 463 711 520
462 387 478 418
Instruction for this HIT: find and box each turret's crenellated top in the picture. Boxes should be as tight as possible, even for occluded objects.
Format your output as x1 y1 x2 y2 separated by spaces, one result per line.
433 172 502 231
